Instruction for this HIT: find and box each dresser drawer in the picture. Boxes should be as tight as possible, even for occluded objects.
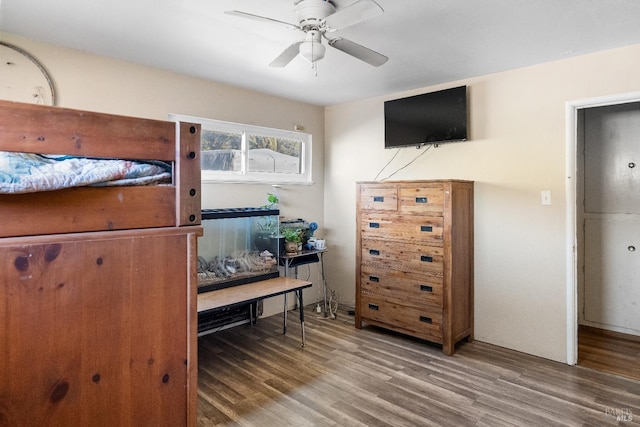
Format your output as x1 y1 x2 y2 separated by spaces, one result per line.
360 265 443 307
361 213 443 245
359 186 398 211
360 294 442 341
399 185 444 214
361 239 443 275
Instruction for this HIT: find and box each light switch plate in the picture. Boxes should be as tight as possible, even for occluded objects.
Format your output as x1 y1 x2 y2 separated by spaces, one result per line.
541 190 551 205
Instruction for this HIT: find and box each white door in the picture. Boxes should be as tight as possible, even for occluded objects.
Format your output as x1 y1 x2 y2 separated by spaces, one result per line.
582 102 640 336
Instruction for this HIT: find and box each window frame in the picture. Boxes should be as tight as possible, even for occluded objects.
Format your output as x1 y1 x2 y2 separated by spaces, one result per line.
169 113 313 185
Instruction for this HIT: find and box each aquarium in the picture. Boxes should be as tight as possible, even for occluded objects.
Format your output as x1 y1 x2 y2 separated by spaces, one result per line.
197 207 281 293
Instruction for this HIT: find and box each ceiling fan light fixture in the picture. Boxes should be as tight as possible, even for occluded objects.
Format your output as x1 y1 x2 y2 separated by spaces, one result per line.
299 30 325 64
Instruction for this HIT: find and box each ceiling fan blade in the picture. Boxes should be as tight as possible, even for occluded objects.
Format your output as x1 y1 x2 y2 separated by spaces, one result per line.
324 0 384 31
328 37 388 67
225 10 299 30
269 42 303 67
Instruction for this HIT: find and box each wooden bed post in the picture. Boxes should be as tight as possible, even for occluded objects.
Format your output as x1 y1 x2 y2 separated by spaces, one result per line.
175 121 201 227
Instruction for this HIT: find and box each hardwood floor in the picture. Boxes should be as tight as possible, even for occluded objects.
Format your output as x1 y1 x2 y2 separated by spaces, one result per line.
198 308 640 426
579 325 640 382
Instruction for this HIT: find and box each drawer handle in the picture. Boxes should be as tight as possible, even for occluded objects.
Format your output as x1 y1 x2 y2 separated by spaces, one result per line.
419 316 432 324
369 249 380 256
420 225 433 232
420 285 433 292
369 275 380 282
368 303 379 311
373 196 385 202
416 197 428 203
421 255 433 262
369 222 380 228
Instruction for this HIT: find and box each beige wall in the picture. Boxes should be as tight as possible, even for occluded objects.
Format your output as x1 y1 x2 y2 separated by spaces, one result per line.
324 44 640 363
2 33 326 317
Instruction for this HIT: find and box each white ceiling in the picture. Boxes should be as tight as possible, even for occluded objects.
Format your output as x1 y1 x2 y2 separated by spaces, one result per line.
2 0 640 106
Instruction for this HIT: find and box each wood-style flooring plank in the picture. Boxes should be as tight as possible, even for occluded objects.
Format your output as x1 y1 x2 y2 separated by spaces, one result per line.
579 325 640 382
198 308 640 426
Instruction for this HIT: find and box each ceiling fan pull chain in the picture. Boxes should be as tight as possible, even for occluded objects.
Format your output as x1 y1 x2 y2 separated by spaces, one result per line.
312 40 317 77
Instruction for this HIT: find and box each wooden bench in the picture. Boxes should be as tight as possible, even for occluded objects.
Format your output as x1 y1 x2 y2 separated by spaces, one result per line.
197 276 313 347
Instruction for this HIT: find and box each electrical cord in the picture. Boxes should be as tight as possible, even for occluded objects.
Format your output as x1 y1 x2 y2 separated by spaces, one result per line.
381 144 433 181
373 149 400 181
327 289 339 319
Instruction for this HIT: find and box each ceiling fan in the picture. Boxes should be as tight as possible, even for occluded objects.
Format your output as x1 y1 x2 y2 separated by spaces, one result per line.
225 0 388 68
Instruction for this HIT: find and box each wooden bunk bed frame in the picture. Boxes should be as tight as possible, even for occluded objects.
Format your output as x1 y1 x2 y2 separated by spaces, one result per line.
0 100 202 426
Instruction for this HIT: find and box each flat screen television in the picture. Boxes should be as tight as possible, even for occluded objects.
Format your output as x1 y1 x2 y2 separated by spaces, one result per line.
384 85 467 149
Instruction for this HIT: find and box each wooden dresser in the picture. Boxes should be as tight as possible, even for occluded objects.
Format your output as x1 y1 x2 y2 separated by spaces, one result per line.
355 180 474 355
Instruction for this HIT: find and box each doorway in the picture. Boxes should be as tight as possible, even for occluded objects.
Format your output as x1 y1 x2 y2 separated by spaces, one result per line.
568 95 640 379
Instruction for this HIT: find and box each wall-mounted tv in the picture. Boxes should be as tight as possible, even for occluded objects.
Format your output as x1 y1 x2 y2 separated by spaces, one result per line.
384 85 468 149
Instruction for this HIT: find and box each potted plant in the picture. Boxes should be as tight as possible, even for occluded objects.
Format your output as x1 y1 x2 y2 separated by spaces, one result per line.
282 228 302 254
255 193 283 254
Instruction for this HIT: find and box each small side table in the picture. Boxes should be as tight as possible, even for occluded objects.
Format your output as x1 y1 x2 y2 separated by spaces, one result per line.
279 248 328 316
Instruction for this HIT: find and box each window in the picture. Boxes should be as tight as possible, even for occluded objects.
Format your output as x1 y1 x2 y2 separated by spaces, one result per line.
169 114 312 184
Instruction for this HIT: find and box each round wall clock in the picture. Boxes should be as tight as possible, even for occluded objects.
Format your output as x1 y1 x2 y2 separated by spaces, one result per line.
0 41 56 106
